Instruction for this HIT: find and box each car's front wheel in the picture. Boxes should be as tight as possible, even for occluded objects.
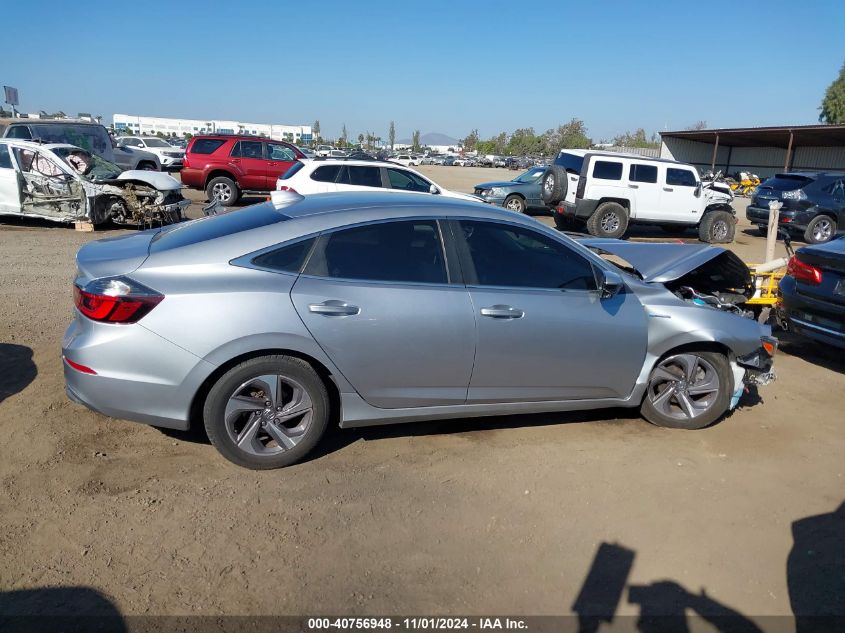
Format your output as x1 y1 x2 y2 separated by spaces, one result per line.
203 355 330 469
640 351 732 430
503 194 526 213
699 210 735 243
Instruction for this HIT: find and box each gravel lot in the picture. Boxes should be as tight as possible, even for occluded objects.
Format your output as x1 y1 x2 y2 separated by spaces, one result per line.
1 166 843 623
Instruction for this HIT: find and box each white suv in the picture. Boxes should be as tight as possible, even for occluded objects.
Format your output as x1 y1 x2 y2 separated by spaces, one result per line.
541 150 736 243
117 136 184 169
276 158 481 203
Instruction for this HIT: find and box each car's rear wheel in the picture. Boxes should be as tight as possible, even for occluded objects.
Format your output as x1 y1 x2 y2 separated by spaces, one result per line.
804 215 836 244
504 194 526 213
586 202 628 239
206 176 240 206
203 355 329 469
138 161 157 171
640 351 732 430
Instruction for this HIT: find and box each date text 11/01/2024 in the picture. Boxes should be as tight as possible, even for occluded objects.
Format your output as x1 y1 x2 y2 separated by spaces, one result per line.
307 618 528 630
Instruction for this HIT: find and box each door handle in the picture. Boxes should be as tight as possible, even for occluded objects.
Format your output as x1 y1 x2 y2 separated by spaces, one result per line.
663 187 673 192
480 305 524 319
231 158 241 163
628 184 639 189
308 300 360 316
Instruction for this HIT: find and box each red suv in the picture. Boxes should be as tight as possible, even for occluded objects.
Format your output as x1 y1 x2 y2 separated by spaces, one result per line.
181 135 306 206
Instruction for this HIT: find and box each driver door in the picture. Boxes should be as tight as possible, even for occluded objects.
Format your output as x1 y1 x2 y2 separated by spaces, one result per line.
0 143 22 215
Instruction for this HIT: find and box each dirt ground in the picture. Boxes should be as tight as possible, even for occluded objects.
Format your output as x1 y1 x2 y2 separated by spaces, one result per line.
1 166 843 626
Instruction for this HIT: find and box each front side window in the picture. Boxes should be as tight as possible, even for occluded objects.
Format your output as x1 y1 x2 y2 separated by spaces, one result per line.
267 144 296 161
120 138 142 147
629 163 658 183
666 168 697 187
0 144 12 169
458 220 596 290
592 160 623 181
304 220 447 284
348 166 381 187
386 168 430 192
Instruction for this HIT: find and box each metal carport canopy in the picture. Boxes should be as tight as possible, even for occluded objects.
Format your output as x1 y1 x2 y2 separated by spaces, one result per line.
660 124 845 148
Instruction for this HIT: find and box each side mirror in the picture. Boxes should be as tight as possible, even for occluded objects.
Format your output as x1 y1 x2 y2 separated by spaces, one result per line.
694 182 702 198
599 269 624 299
429 184 439 195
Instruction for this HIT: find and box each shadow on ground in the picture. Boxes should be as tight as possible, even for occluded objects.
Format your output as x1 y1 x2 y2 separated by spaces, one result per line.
0 586 125 632
0 343 37 405
777 332 845 373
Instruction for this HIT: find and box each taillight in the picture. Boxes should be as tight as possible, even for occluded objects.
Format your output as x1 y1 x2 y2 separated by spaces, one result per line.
277 186 297 193
73 277 163 323
786 256 822 285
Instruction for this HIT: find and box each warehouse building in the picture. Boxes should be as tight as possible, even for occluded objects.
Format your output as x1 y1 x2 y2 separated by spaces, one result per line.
660 124 845 177
113 114 312 144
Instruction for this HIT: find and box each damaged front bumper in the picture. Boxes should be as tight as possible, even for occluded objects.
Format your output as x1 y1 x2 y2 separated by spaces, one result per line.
737 336 778 386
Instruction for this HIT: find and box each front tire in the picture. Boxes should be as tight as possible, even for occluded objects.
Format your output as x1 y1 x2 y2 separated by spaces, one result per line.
203 355 330 469
803 215 836 244
586 202 628 239
641 351 732 430
138 161 157 171
206 176 240 207
503 194 526 213
698 210 735 243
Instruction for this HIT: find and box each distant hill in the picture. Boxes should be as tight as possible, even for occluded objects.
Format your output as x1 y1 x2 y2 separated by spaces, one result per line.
396 132 460 146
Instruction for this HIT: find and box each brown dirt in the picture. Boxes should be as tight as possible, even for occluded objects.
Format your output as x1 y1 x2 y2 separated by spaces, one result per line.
1 168 843 622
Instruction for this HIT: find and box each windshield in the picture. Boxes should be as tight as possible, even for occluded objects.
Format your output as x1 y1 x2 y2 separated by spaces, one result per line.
53 147 123 180
514 167 546 183
142 138 173 148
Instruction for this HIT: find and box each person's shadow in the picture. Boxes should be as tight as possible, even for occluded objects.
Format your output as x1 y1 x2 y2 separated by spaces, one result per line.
788 501 845 633
0 586 125 632
0 343 37 406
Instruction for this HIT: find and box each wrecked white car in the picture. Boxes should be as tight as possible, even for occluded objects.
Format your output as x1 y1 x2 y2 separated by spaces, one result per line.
0 140 189 226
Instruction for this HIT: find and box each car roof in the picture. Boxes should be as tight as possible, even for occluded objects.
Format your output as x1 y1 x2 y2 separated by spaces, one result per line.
300 158 415 169
3 118 103 126
190 134 293 143
560 148 683 165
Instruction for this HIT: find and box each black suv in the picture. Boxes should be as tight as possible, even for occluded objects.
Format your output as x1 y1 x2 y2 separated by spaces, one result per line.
747 172 845 244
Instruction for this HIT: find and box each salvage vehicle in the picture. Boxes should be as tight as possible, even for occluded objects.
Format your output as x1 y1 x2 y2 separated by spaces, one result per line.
180 134 307 206
747 172 845 244
542 150 736 242
0 140 188 225
778 236 845 349
63 192 776 470
474 165 548 213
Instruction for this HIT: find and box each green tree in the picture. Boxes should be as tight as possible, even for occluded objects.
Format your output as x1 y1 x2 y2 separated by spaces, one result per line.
820 62 845 124
312 119 320 139
388 121 396 149
463 129 479 152
507 127 542 155
341 123 348 145
412 130 421 152
686 120 708 130
612 128 660 149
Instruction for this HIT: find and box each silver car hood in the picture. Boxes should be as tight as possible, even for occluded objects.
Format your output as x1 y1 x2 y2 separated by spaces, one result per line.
116 170 182 191
579 238 749 284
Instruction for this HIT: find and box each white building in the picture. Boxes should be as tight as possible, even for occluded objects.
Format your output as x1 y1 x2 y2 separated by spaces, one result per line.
113 114 313 144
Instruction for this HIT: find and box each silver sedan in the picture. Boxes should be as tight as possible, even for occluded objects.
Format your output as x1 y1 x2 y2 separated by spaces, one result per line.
63 192 776 469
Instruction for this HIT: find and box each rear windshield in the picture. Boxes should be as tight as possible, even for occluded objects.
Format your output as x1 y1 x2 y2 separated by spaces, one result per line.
150 203 290 252
761 174 815 191
26 123 111 157
280 161 305 180
554 152 584 174
190 139 226 154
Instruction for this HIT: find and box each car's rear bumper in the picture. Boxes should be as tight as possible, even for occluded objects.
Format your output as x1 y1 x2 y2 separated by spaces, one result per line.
779 275 845 349
62 314 216 430
555 199 599 219
179 167 204 188
746 205 813 231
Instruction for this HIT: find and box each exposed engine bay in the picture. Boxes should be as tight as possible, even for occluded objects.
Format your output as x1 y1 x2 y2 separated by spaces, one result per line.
2 142 189 227
580 238 755 318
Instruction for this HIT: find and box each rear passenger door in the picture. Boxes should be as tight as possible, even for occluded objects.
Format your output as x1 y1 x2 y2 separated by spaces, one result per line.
659 167 701 222
230 140 266 191
290 219 476 408
333 165 383 192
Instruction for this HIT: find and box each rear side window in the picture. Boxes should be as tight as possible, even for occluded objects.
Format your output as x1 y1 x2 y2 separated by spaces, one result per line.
6 125 32 139
230 140 263 159
666 168 697 187
190 139 225 154
592 160 623 181
151 203 290 252
252 237 315 273
305 220 447 284
312 165 342 182
280 161 305 180
554 152 584 174
348 166 381 187
629 164 658 183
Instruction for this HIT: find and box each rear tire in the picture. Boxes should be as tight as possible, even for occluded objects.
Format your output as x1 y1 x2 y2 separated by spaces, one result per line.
138 161 158 171
803 215 836 244
586 202 628 239
503 194 526 213
641 350 732 430
206 176 240 207
698 211 735 243
203 355 329 470
541 166 568 206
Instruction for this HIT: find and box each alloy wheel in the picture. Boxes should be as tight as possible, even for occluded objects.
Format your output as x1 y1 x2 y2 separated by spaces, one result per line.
543 174 554 193
712 219 729 241
647 354 721 421
506 198 523 212
212 182 232 202
813 218 833 242
600 211 620 233
224 374 313 456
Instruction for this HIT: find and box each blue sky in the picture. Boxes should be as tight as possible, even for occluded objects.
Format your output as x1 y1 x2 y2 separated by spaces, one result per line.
4 0 843 142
